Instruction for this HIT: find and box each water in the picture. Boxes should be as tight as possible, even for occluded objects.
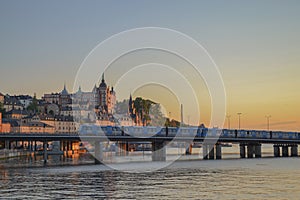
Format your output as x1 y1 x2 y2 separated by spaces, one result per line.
1 158 300 199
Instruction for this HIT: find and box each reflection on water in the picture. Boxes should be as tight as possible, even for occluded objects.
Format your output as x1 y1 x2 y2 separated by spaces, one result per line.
0 158 300 199
1 145 300 199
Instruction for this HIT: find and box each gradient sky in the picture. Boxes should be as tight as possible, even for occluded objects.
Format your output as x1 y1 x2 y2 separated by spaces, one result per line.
0 1 300 131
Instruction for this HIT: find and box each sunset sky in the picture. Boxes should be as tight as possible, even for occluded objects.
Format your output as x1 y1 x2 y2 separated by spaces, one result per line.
0 1 299 131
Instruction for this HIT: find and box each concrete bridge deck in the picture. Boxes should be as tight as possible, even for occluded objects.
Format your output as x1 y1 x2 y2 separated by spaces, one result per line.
0 132 299 163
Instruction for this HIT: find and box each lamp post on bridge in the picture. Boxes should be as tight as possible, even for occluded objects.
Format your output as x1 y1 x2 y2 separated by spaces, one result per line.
226 115 231 129
266 115 271 131
237 113 242 130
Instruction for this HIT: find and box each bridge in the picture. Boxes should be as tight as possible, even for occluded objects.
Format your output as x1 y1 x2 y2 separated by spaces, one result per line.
0 132 299 164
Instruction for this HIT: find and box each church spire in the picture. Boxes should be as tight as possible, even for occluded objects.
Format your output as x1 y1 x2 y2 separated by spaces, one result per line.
101 73 105 83
61 82 68 95
99 73 107 88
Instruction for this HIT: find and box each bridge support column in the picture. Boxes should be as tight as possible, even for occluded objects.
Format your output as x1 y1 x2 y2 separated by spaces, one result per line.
52 141 60 152
118 142 128 156
5 140 10 150
255 144 262 158
60 141 64 151
247 144 254 158
94 141 103 164
34 141 37 152
70 142 73 153
291 145 298 157
208 144 215 160
274 145 280 157
152 141 166 161
240 144 246 158
28 141 32 152
202 144 208 160
216 143 222 160
43 141 48 164
282 145 289 157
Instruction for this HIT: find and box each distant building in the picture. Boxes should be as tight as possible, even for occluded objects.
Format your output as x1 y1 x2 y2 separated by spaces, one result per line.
3 95 23 111
42 84 72 107
16 95 33 108
59 84 72 106
94 73 116 116
45 103 60 115
60 106 73 116
114 114 135 126
42 93 60 105
73 74 116 122
6 109 29 119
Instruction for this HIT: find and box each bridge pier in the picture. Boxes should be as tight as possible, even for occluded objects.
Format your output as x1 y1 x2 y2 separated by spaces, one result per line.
28 141 32 152
240 144 246 158
208 144 215 160
116 142 128 156
43 141 48 164
60 141 64 151
291 145 298 157
216 143 222 160
255 144 262 158
282 145 289 157
274 145 280 157
202 144 222 160
5 140 10 150
247 144 254 158
152 141 166 161
94 141 103 164
202 144 208 160
52 141 60 152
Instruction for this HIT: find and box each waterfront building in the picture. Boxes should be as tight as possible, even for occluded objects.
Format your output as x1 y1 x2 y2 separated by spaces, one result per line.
10 120 54 133
40 115 78 133
0 113 11 133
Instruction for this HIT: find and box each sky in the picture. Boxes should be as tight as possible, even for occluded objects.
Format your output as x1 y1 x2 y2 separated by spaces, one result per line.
0 1 300 131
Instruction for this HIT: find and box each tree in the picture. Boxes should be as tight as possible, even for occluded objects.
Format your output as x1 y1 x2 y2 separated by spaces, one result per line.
26 95 38 113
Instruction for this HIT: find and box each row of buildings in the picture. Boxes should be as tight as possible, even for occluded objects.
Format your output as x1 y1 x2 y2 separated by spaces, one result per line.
0 74 128 133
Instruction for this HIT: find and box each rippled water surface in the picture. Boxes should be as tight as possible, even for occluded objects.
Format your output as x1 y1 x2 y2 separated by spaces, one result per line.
1 158 300 199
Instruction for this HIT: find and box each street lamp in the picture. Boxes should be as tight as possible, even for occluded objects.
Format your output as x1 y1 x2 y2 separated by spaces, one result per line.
237 113 242 130
266 115 271 131
226 115 231 129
